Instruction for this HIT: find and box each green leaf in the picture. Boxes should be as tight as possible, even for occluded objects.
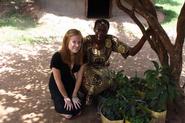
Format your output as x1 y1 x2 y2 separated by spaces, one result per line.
151 61 160 71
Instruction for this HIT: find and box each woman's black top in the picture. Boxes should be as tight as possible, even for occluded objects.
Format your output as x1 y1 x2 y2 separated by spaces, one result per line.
49 52 81 114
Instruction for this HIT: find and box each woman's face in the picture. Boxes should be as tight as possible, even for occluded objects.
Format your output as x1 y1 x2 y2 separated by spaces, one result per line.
68 35 82 54
94 23 108 41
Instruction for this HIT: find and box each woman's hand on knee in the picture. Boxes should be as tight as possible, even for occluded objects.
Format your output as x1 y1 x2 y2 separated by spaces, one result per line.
64 97 73 111
72 97 81 109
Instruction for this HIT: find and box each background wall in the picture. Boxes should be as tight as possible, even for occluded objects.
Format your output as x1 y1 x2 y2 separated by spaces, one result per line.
38 0 124 18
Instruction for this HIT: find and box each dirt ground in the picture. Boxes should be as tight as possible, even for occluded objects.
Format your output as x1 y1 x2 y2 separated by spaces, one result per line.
0 3 185 123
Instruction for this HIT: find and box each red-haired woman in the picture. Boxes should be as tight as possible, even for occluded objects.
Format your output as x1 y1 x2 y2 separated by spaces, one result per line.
49 29 85 119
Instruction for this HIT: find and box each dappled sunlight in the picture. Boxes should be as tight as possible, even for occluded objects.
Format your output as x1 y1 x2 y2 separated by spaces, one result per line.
37 12 143 42
0 104 20 123
38 13 95 38
108 22 121 36
0 67 15 73
0 42 62 123
109 42 158 77
123 22 142 39
0 9 144 44
21 113 45 123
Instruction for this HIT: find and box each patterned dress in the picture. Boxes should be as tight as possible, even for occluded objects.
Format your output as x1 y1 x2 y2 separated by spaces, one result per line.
82 35 129 96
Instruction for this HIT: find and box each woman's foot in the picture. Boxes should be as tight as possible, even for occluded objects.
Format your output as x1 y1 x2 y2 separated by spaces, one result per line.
60 114 72 120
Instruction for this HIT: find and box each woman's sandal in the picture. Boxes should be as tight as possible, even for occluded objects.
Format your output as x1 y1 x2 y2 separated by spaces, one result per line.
60 114 72 120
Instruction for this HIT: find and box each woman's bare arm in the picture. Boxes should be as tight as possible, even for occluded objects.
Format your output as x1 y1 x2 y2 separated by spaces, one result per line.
52 68 68 98
72 64 86 97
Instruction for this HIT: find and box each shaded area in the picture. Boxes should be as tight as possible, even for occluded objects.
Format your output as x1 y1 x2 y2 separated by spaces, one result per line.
0 42 101 123
87 0 111 18
0 43 55 123
0 11 37 30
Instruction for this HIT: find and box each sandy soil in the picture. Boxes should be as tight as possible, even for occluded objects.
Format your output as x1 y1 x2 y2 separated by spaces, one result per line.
0 5 185 123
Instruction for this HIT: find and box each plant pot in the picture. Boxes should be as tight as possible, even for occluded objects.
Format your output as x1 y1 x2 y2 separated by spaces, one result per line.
150 111 166 123
100 112 130 123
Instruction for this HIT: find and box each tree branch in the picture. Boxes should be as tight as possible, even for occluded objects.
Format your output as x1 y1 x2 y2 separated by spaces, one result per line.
121 0 174 55
116 0 146 33
138 11 174 54
175 2 185 51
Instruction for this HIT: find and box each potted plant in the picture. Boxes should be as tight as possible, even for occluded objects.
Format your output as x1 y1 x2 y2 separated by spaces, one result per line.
99 61 179 123
99 71 151 123
142 61 179 122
